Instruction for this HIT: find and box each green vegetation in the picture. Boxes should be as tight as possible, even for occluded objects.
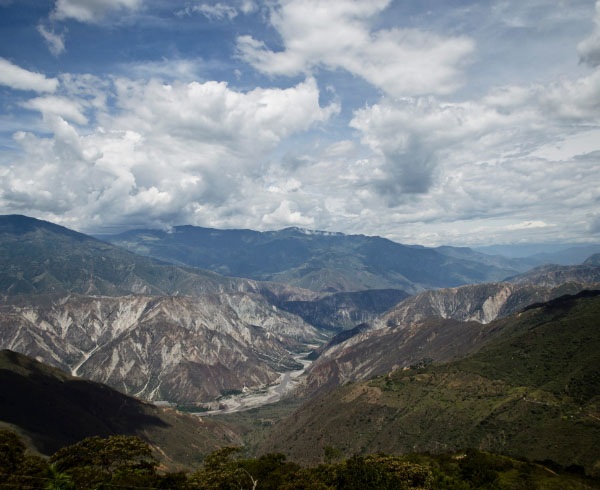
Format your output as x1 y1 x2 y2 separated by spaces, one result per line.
1 430 597 489
213 398 305 457
263 293 600 474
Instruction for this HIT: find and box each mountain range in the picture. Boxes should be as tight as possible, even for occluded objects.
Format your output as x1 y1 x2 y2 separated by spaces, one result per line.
506 262 600 288
0 214 313 302
100 224 535 294
0 292 322 404
2 214 600 407
263 291 600 473
301 281 600 396
1 214 600 477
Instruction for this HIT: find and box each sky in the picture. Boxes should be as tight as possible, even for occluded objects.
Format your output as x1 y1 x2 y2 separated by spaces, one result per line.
0 0 599 246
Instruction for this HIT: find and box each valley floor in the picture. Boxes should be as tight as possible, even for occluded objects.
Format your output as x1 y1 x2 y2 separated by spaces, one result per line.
198 351 313 415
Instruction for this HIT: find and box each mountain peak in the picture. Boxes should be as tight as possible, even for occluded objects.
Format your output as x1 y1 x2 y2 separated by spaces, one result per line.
584 253 600 266
0 214 88 241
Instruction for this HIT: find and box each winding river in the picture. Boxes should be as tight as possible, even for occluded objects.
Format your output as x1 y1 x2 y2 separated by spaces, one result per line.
198 352 313 416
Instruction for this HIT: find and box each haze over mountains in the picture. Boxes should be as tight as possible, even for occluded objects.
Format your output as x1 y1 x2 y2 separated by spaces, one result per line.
475 243 600 264
101 225 535 294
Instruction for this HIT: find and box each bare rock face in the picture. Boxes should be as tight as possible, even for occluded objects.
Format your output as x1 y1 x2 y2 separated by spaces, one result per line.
0 293 322 404
381 283 543 326
301 281 600 396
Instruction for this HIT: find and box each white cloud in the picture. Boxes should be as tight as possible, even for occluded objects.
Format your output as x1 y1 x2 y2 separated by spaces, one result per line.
176 3 238 21
239 0 257 15
110 76 337 151
22 96 88 125
261 200 314 227
58 73 110 111
1 75 337 231
349 69 600 199
0 58 58 93
267 178 301 194
52 0 143 23
5 59 597 246
37 24 66 56
532 128 600 161
324 67 600 244
491 0 588 29
322 140 356 158
236 0 475 96
578 0 600 67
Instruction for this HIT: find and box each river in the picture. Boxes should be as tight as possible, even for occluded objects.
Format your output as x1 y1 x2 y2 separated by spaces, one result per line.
197 352 313 416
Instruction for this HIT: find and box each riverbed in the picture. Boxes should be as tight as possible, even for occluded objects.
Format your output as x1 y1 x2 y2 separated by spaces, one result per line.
197 352 313 416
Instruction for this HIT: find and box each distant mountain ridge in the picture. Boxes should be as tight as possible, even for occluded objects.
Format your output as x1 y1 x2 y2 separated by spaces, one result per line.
475 243 600 264
0 214 316 302
100 224 533 294
585 253 600 265
506 262 600 287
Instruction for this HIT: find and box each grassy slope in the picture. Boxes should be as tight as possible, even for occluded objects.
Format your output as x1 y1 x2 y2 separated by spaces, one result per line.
211 398 305 457
262 292 600 474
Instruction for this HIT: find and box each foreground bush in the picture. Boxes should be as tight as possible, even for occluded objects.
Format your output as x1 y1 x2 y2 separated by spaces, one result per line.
0 430 596 489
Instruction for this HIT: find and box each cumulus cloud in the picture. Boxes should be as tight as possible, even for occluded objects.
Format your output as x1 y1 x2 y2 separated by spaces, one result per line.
236 0 474 96
350 69 600 201
0 58 58 92
110 76 337 152
578 0 600 67
37 24 66 56
52 0 143 23
2 65 599 244
0 75 338 231
261 200 314 227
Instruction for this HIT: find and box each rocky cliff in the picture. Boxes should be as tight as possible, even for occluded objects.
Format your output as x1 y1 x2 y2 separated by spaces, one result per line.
0 293 322 404
301 282 600 396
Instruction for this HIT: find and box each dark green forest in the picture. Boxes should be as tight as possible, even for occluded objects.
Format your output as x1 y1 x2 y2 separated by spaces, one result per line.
1 430 597 490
